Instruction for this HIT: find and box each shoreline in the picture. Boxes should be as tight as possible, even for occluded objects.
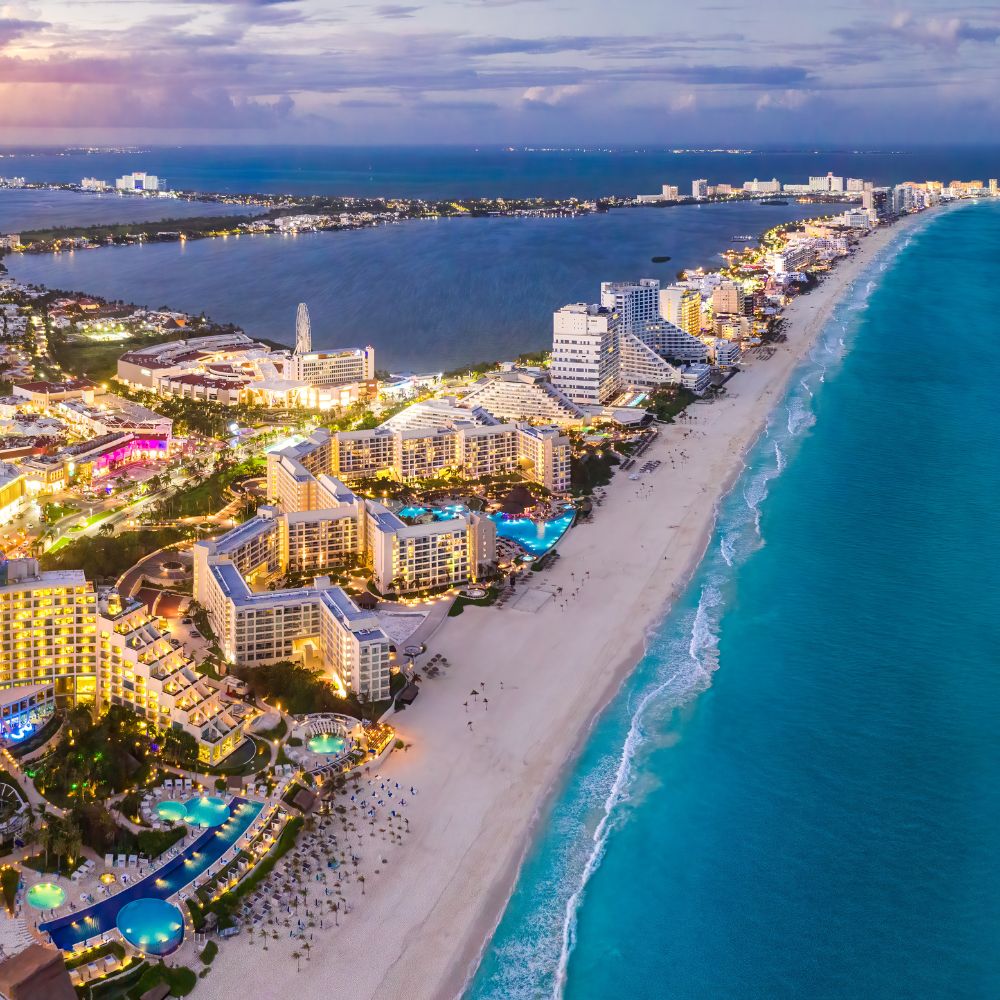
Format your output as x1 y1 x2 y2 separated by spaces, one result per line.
449 204 945 998
197 209 936 1000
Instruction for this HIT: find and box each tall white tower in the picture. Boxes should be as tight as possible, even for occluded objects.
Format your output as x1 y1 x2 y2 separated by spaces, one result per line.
295 302 312 355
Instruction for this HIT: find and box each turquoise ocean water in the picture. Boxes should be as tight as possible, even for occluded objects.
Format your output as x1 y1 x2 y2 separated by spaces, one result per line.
468 200 1000 999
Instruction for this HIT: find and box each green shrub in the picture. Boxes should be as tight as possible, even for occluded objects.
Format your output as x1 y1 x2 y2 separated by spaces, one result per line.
199 941 218 965
1 867 18 915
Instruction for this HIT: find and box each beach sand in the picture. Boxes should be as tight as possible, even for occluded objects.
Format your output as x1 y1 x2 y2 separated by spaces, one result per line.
201 211 931 1000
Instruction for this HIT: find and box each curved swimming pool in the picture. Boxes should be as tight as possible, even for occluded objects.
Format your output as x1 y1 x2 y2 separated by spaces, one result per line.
155 800 187 824
41 798 262 951
183 795 230 828
116 898 185 956
398 504 576 556
26 882 66 910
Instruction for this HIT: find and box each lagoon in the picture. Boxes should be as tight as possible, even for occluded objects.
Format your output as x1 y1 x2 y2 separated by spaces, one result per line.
6 202 821 371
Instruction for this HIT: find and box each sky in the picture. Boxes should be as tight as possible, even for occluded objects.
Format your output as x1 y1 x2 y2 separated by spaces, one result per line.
1 0 999 144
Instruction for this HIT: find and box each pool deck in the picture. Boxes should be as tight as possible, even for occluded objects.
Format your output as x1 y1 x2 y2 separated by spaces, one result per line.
38 794 275 953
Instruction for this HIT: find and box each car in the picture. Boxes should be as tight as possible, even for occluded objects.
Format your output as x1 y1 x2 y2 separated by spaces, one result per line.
189 630 202 638
181 617 192 624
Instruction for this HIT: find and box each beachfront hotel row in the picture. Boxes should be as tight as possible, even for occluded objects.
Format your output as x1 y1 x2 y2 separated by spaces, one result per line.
0 558 250 763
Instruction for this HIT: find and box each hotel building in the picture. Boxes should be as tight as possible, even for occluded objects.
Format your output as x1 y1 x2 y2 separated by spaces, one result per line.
115 172 162 192
551 303 620 405
117 334 374 411
600 280 660 334
0 464 26 524
289 347 375 389
97 593 247 765
711 281 747 317
194 531 394 700
197 450 497 693
458 368 585 425
0 559 98 704
640 321 709 363
766 241 818 274
551 282 716 401
0 558 249 761
277 411 572 495
659 286 702 336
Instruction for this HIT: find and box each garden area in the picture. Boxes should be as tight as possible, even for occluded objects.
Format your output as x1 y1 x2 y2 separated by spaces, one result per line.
570 447 621 495
31 705 197 807
235 660 400 720
39 526 192 582
646 385 697 423
153 454 265 519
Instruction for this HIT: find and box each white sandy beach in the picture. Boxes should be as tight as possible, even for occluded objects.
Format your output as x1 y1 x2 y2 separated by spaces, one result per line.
200 210 932 1000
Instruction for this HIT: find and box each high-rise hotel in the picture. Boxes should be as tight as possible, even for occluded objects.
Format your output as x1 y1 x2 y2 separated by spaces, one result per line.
551 280 711 406
0 559 98 703
0 558 246 761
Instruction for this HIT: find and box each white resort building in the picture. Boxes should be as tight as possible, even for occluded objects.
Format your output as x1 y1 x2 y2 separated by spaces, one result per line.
458 367 585 425
117 333 375 411
551 288 716 402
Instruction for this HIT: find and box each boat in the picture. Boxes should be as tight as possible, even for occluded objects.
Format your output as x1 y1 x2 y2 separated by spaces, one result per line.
650 255 672 263
759 198 788 206
730 235 756 242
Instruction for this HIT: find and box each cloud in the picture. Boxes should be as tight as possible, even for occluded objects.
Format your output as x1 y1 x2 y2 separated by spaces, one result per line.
0 16 48 45
0 82 295 129
755 89 811 111
670 64 811 86
835 11 1000 50
6 0 1000 143
373 4 421 18
520 83 584 107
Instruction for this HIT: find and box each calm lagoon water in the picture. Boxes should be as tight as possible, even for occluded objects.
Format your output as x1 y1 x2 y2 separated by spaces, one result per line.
6 201 820 371
0 188 258 234
468 202 1000 1000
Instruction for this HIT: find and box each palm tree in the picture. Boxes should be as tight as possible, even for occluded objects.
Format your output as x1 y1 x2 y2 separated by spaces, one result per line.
64 820 82 872
292 950 301 972
470 690 478 703
38 820 53 869
358 875 366 896
483 698 488 712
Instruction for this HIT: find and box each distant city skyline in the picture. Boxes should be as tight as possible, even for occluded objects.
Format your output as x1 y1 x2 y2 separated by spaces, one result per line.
2 1 999 144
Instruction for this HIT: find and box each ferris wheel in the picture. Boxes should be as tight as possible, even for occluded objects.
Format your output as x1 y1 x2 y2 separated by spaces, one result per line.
0 783 27 835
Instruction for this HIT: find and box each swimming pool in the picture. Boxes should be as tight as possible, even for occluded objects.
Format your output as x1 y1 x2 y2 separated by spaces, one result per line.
155 800 187 824
41 798 262 951
116 898 185 956
398 504 575 556
308 733 346 756
488 509 575 556
183 795 230 828
26 882 66 910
